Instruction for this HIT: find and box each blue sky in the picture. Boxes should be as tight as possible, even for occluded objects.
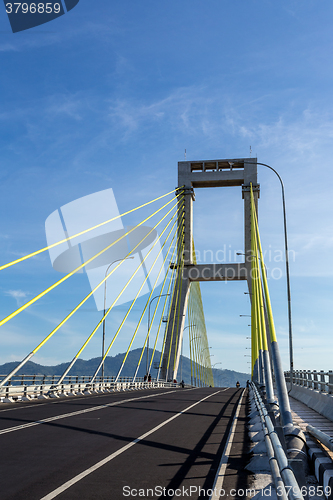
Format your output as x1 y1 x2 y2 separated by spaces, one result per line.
0 0 332 374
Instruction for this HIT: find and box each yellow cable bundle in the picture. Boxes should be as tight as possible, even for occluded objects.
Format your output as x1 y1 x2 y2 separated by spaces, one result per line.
0 188 182 272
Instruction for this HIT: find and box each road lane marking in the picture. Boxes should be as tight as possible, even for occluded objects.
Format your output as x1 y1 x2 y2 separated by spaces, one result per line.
40 389 226 500
0 390 156 413
0 386 197 413
210 389 246 499
0 389 183 435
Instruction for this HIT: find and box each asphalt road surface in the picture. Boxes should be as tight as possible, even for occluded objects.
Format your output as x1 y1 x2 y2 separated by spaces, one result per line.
0 387 250 499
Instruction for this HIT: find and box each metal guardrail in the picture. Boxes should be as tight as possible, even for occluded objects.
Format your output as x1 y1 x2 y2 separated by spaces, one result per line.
0 374 138 386
285 370 333 394
307 424 333 453
0 374 179 402
251 382 304 500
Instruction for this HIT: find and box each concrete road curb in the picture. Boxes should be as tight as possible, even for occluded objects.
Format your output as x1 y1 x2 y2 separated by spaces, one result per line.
307 437 333 499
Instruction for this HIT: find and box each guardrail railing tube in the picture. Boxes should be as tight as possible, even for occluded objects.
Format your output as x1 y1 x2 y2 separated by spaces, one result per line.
251 383 304 500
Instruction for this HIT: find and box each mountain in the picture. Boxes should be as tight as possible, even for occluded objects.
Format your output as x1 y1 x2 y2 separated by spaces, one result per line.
0 349 250 387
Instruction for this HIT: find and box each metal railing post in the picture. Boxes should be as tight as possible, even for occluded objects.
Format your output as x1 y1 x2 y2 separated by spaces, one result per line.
313 370 318 391
307 370 312 389
328 371 333 395
0 373 181 401
320 371 325 392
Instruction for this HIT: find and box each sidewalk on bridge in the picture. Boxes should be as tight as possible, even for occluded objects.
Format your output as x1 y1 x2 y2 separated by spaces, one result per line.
289 395 333 438
289 395 333 496
246 388 333 500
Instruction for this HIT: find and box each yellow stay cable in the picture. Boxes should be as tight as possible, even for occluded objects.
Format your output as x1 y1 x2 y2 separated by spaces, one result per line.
132 222 182 381
144 220 184 376
190 245 203 385
149 221 186 376
250 186 278 343
194 306 203 383
34 199 181 355
172 244 186 373
253 215 269 354
0 196 179 329
188 288 195 384
191 287 203 385
157 218 185 380
165 228 185 377
115 209 185 382
95 203 185 380
250 194 259 378
189 282 200 385
189 288 196 383
156 221 184 379
82 204 183 382
0 188 181 272
148 224 183 375
189 249 211 386
0 201 182 389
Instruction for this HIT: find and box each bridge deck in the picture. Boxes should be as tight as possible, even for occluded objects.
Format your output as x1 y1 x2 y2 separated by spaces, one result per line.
290 396 333 437
0 387 249 500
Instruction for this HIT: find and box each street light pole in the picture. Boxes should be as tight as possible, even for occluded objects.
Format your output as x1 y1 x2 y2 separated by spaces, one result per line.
147 293 170 379
211 362 222 386
180 324 196 383
102 257 134 379
257 162 294 391
200 347 212 387
189 334 200 386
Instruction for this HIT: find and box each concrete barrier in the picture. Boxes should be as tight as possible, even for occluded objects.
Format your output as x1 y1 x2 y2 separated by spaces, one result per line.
289 385 333 422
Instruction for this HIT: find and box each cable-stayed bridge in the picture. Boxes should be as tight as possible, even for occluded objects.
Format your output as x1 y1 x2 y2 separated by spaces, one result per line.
0 158 332 500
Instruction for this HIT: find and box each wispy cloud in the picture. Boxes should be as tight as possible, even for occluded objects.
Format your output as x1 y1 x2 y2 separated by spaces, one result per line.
5 289 29 299
0 43 18 52
238 107 333 161
104 87 333 173
107 85 212 138
0 19 120 53
4 289 30 307
45 95 85 121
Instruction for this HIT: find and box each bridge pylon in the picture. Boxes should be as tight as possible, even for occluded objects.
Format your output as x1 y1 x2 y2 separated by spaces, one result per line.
160 158 259 382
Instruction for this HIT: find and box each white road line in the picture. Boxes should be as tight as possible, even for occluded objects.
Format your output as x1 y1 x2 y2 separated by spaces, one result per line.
0 402 50 413
0 398 69 413
0 386 197 413
0 391 138 413
40 389 223 500
0 389 181 435
210 389 246 500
